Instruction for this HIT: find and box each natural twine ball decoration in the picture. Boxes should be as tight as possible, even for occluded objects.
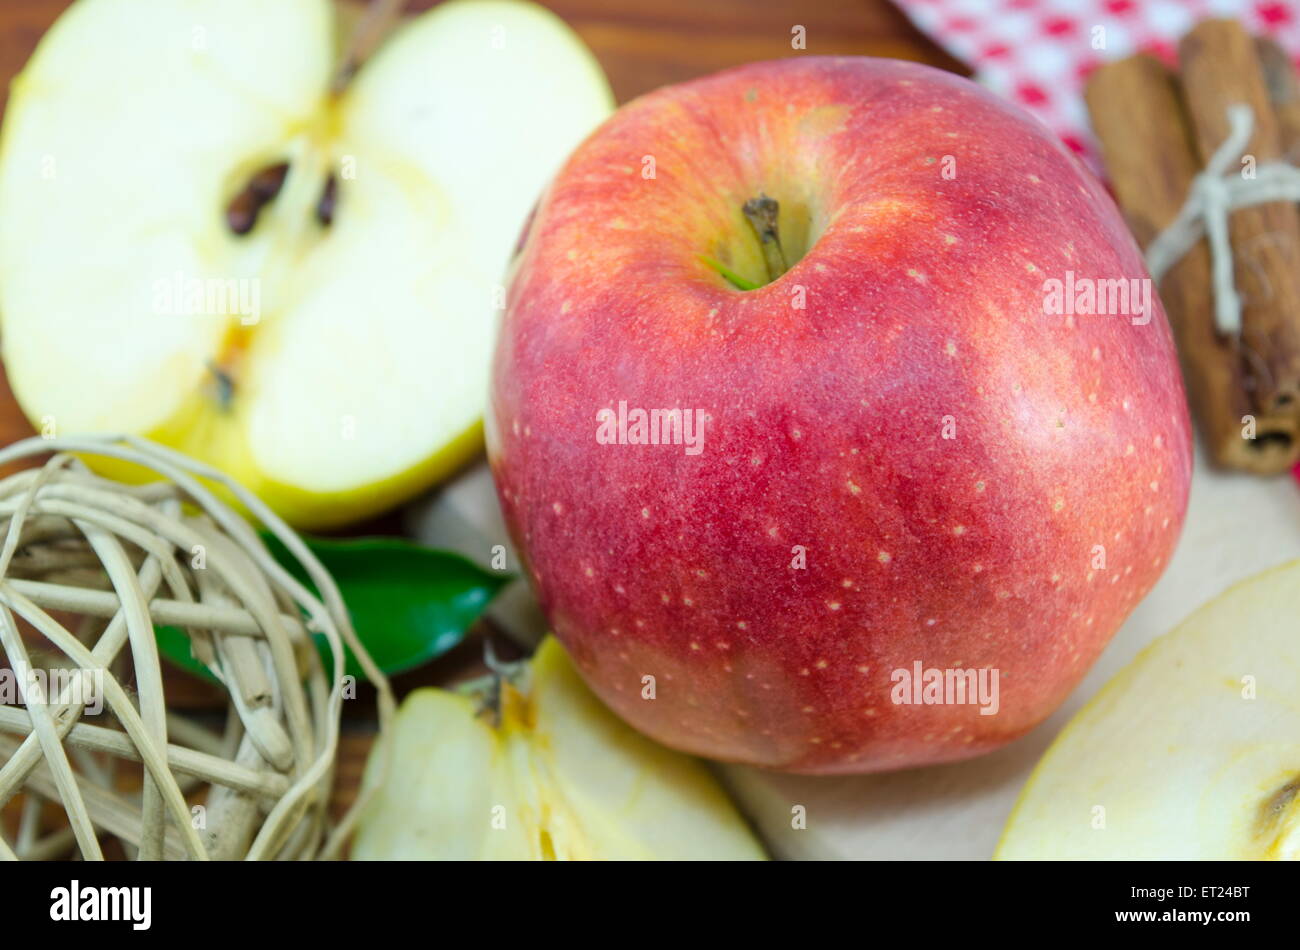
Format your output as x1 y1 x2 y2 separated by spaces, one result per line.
0 434 393 860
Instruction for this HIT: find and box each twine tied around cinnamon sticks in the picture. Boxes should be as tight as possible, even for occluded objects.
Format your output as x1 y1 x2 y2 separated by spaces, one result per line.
1087 19 1300 475
1145 103 1300 339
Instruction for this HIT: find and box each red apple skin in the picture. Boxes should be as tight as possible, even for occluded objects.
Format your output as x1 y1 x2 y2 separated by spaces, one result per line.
488 57 1192 774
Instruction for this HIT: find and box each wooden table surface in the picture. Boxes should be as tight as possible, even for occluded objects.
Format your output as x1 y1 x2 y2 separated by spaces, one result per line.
0 0 966 848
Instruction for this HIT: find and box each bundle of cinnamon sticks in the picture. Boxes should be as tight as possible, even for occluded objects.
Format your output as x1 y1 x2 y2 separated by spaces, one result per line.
1087 19 1300 475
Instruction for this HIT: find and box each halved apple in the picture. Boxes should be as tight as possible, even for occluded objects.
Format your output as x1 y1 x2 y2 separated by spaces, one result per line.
997 560 1300 860
0 0 612 527
352 636 767 860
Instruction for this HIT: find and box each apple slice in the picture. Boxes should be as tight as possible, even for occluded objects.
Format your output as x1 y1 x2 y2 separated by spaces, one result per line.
352 636 766 860
0 0 611 527
997 560 1300 860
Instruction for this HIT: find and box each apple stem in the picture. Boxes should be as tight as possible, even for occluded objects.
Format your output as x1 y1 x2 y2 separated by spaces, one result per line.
742 194 789 283
333 0 409 92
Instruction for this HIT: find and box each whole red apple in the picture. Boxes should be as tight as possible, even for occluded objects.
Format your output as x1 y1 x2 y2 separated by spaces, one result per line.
488 57 1191 774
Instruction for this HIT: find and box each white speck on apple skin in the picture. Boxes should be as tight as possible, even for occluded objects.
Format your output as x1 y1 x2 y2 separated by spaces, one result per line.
877 550 891 564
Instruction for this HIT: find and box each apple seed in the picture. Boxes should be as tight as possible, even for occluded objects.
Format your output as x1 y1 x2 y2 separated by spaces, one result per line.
225 161 290 235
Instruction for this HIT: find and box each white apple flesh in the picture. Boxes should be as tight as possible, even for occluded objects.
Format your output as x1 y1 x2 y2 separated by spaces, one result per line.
0 0 612 527
352 636 766 860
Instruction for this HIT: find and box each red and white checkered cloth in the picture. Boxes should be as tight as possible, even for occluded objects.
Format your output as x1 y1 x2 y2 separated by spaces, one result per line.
893 0 1300 174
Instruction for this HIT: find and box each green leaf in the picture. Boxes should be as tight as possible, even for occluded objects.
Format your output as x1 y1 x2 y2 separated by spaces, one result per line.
155 623 218 683
155 534 511 682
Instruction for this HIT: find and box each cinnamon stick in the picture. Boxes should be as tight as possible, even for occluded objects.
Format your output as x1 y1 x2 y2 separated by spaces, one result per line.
1179 19 1300 417
1086 55 1299 473
1256 37 1300 165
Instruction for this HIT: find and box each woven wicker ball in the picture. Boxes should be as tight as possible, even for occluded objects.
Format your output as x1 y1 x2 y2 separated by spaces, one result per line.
0 434 392 860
